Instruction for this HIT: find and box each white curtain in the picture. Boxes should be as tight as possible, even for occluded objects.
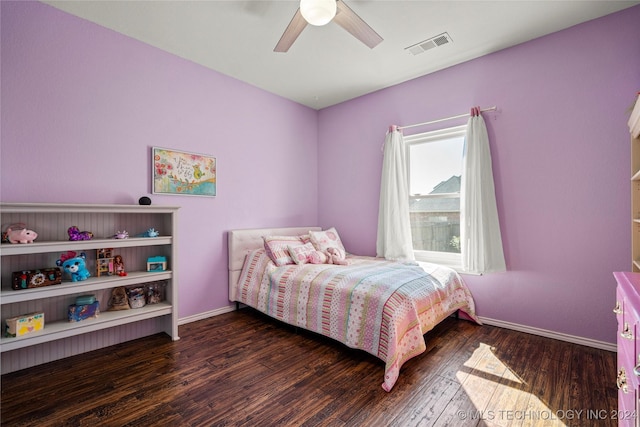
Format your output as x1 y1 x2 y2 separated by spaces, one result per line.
376 126 415 261
461 107 506 273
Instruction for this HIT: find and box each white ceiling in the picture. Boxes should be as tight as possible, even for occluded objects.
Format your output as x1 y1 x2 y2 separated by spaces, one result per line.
43 0 639 109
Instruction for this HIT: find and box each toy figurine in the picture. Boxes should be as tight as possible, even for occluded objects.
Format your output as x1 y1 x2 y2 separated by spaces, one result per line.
136 228 159 238
4 224 38 244
114 230 129 239
114 255 127 277
68 226 93 241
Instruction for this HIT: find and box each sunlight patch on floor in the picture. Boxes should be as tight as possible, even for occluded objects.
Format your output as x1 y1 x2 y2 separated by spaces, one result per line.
456 343 567 427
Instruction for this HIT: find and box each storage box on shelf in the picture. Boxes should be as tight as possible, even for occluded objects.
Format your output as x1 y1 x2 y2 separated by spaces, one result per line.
0 203 179 374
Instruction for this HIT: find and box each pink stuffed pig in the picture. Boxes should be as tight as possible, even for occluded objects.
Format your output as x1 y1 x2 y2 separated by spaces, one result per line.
6 226 38 243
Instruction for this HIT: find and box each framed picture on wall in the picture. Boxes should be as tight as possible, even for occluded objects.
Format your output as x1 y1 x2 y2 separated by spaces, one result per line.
152 147 216 197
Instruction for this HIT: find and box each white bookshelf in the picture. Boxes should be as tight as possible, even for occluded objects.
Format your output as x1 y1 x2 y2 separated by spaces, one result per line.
0 203 179 373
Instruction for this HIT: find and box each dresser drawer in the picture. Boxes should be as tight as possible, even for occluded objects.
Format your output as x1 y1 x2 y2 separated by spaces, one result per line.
620 314 640 389
620 339 639 389
617 374 635 427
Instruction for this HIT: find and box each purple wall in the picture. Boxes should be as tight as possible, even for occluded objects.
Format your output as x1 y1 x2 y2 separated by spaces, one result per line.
318 6 640 344
1 2 318 319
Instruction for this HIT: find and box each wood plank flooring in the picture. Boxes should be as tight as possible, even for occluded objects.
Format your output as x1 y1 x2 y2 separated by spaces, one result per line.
1 308 618 426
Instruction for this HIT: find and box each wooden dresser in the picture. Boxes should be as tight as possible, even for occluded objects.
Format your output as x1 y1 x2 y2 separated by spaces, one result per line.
614 272 640 426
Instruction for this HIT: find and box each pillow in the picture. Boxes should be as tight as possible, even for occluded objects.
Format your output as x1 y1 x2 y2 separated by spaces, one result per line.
288 242 316 265
309 227 346 259
299 234 311 244
263 235 304 266
308 250 327 264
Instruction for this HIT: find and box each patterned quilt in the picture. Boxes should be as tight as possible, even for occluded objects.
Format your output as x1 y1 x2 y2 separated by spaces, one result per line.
236 249 480 391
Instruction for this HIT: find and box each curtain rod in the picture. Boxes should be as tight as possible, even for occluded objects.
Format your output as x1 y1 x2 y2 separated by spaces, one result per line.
397 106 497 131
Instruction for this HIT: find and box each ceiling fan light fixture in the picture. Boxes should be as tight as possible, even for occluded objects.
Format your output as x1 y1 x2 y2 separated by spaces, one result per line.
300 0 337 26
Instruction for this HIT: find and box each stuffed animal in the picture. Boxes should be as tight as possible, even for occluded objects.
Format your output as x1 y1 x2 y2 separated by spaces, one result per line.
5 224 38 244
68 226 93 241
56 251 91 282
136 228 159 238
114 230 129 239
108 286 130 311
325 247 349 265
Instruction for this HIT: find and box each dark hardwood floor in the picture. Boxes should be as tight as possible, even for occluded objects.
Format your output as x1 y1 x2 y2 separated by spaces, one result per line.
1 308 617 426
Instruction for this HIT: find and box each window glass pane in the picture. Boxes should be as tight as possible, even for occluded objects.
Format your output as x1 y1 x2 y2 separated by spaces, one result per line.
409 134 464 254
409 136 464 196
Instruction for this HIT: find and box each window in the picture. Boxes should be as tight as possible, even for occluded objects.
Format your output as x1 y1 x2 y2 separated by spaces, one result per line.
405 125 466 267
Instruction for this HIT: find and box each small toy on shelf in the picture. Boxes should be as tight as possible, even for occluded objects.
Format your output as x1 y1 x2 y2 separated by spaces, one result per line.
107 287 130 311
126 287 146 308
136 228 159 238
114 230 129 239
4 223 38 244
12 268 62 290
96 248 114 277
146 282 164 304
75 295 96 305
68 301 99 322
68 226 93 241
5 312 44 337
147 256 167 272
56 251 91 282
114 255 127 276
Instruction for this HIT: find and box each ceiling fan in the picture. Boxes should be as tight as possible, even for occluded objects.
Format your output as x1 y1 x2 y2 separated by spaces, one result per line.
274 0 383 53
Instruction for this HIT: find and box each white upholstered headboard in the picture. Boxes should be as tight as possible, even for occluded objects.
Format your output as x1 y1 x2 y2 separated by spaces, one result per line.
228 227 321 302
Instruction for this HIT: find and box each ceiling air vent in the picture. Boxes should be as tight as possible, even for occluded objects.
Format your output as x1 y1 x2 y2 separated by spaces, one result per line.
405 32 453 56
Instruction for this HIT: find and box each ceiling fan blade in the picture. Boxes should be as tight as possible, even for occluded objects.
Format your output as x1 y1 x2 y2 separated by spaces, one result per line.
274 8 308 53
333 0 383 49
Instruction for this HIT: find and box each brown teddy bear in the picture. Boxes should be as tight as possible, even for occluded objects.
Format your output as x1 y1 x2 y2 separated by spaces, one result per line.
107 287 130 311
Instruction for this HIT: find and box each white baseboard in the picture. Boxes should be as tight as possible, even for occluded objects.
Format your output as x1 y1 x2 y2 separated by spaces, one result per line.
178 304 237 325
479 316 616 352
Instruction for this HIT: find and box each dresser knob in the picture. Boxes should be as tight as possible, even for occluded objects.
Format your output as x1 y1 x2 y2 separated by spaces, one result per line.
621 322 634 340
613 301 623 315
617 368 629 393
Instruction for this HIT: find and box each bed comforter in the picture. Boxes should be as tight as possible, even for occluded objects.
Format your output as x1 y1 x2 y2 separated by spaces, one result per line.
236 249 480 391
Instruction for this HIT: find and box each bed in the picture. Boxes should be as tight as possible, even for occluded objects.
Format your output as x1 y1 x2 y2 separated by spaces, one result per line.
228 226 480 392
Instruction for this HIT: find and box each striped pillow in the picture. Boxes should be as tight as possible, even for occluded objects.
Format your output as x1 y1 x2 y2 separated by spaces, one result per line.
263 235 304 266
